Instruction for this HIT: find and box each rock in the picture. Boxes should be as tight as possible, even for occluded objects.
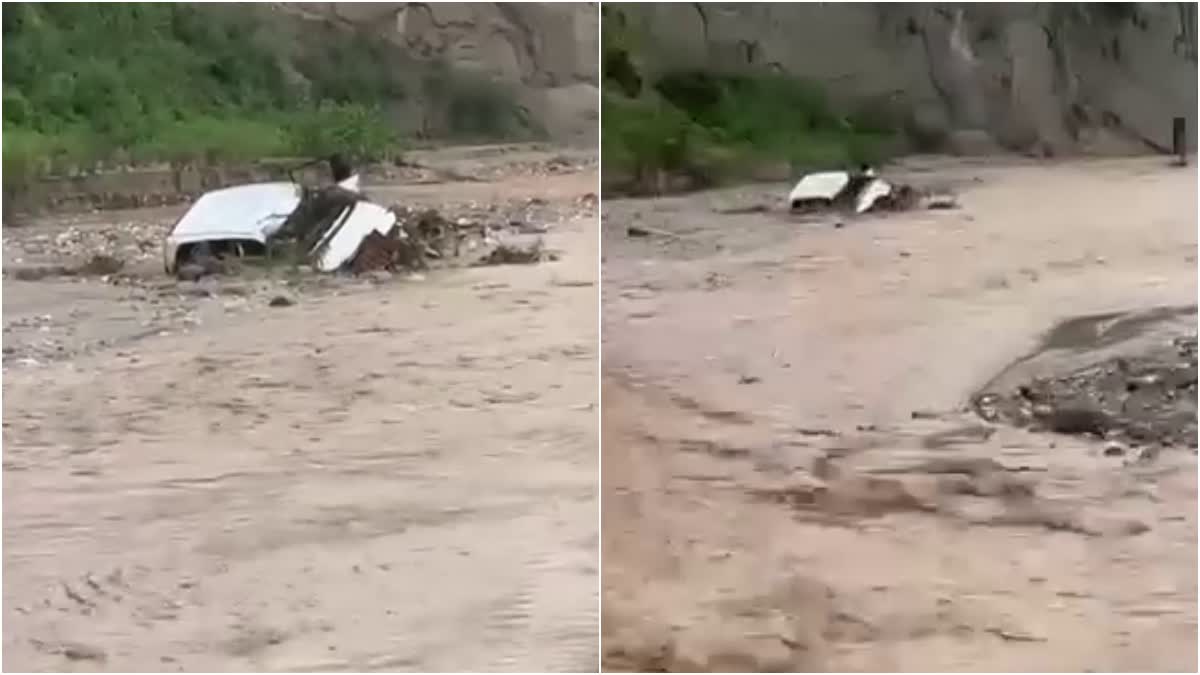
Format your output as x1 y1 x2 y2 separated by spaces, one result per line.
1103 441 1127 457
365 270 393 283
476 236 547 265
1034 405 1110 436
268 295 295 308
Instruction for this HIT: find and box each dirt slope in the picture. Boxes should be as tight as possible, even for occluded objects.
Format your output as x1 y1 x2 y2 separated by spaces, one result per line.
601 156 1197 671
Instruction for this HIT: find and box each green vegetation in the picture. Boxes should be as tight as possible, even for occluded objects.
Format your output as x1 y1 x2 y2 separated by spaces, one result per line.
2 3 530 188
601 6 900 193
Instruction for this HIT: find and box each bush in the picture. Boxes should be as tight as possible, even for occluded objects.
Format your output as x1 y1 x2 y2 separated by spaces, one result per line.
285 102 401 163
1 3 521 187
603 93 701 178
2 125 110 180
603 67 899 191
2 128 53 188
132 117 293 166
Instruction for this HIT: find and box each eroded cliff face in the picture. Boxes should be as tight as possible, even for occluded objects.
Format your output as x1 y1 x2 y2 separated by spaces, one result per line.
281 2 599 144
614 2 1197 155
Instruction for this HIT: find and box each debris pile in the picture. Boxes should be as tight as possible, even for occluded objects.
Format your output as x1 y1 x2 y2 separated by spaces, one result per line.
974 334 1198 448
456 153 595 182
349 231 418 274
5 219 160 269
397 207 460 260
342 208 456 274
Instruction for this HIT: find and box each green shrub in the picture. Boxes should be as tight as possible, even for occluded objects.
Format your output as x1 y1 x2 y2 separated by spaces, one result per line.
654 70 879 158
1 2 524 186
132 117 293 166
285 102 401 163
2 127 53 188
603 93 701 175
604 65 900 191
2 125 110 180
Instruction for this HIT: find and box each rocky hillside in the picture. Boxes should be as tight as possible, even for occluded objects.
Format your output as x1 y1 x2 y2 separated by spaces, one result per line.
278 2 599 144
607 2 1196 156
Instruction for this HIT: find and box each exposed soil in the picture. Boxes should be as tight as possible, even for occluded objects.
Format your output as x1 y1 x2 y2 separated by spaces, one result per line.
2 145 599 672
602 156 1197 672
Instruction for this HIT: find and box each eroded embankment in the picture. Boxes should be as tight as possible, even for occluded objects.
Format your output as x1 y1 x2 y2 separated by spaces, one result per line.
974 305 1197 450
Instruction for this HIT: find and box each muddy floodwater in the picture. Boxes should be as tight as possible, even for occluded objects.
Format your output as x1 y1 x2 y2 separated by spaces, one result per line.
602 156 1197 672
3 146 599 672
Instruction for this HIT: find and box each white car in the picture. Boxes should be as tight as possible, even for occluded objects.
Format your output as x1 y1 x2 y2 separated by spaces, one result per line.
163 175 391 275
163 182 302 274
787 166 893 215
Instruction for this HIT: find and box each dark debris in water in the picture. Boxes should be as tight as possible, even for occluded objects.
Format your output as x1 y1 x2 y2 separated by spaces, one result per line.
974 334 1198 448
474 237 556 266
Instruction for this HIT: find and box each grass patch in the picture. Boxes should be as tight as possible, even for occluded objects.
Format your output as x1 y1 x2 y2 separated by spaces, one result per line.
1 2 528 189
602 94 701 181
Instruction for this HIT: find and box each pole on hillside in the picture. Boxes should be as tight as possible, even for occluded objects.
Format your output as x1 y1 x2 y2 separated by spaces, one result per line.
1172 117 1187 167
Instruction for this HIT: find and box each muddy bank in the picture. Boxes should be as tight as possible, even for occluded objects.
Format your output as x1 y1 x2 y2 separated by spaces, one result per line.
974 305 1197 449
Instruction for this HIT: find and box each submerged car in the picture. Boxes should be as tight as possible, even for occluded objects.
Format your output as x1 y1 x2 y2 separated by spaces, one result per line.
787 165 895 215
162 174 391 275
163 182 302 274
